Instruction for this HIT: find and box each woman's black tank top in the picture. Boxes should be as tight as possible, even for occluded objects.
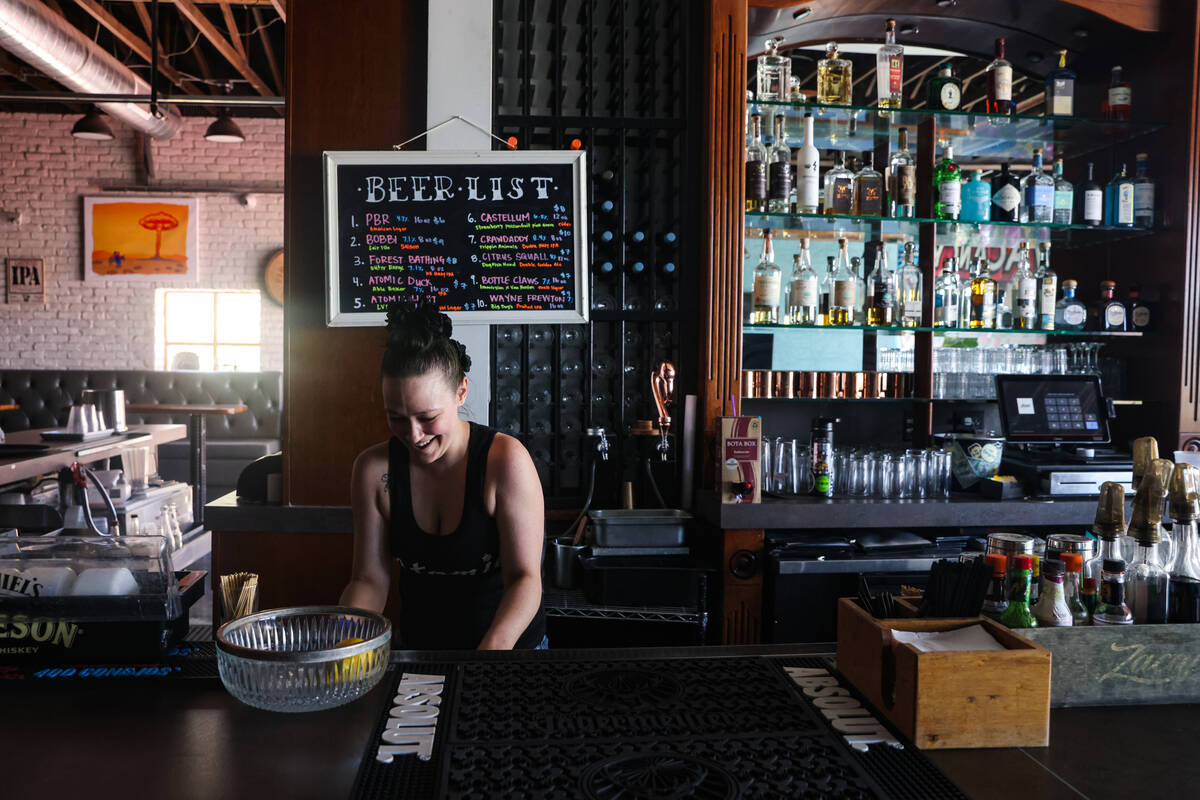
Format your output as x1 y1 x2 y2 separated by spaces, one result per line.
388 422 545 649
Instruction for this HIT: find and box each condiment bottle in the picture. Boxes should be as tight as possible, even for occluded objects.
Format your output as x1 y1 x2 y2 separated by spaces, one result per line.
1126 464 1169 623
1093 558 1134 625
1061 553 1090 625
982 553 1009 619
1033 559 1073 627
1029 553 1042 604
809 417 837 498
1167 463 1200 623
1081 576 1099 619
999 554 1037 628
1086 481 1128 582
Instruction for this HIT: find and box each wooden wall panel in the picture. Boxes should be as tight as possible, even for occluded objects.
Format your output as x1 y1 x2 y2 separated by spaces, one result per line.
720 528 764 644
282 0 428 505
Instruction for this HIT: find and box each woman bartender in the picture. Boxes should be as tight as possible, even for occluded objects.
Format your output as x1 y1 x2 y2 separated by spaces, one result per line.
340 305 547 649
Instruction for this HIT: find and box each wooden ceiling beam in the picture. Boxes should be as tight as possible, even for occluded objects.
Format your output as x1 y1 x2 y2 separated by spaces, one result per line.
217 1 248 63
250 5 283 96
268 0 284 23
73 0 202 95
173 0 275 96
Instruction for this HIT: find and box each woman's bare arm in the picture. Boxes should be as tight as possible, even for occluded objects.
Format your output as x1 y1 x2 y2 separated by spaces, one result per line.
339 443 393 613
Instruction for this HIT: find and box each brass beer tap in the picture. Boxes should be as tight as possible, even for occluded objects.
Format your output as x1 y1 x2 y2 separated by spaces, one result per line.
651 361 676 461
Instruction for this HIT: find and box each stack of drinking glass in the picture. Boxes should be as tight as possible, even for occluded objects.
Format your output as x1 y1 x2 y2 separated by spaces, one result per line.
932 344 1093 400
765 437 953 500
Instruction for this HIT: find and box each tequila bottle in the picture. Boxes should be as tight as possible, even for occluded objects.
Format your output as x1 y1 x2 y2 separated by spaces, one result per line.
817 42 852 105
1104 163 1134 227
767 114 793 213
1132 152 1154 227
1129 284 1151 331
865 243 896 327
1052 158 1074 224
967 256 996 330
888 127 915 217
934 257 961 328
797 113 820 213
986 38 1013 116
1082 162 1103 226
787 239 820 325
875 18 903 110
1054 280 1088 330
1094 281 1126 331
1021 148 1054 223
852 151 884 216
897 242 923 327
745 113 767 213
828 238 857 326
1045 49 1075 117
933 144 961 220
823 151 854 215
756 37 791 102
751 229 781 324
1011 242 1037 329
990 162 1021 222
1036 242 1058 331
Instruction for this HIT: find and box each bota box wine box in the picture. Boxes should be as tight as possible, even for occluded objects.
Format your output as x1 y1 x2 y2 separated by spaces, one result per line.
718 416 761 504
836 597 1050 749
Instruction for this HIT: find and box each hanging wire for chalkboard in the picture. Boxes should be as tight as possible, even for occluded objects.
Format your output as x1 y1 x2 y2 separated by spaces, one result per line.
393 116 517 151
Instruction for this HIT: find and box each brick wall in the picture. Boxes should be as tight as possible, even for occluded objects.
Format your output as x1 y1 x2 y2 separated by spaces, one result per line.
0 112 284 370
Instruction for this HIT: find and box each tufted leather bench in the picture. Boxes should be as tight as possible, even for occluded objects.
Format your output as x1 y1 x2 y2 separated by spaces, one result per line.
0 370 282 501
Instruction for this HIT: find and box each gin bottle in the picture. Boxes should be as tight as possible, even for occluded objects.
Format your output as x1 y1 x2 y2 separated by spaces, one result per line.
1104 163 1134 227
967 256 996 330
797 113 820 213
897 241 923 327
1054 280 1088 330
823 151 854 215
1021 148 1054 223
788 239 820 325
767 114 793 213
1052 158 1074 224
751 229 781 324
961 170 991 222
865 243 896 327
756 37 791 102
928 64 962 111
1011 242 1037 329
1036 242 1057 331
990 162 1021 222
1082 162 1103 226
875 18 903 110
933 144 961 220
933 257 961 328
888 127 915 217
1045 50 1076 117
828 238 857 326
745 113 767 213
1132 152 1154 227
817 42 852 105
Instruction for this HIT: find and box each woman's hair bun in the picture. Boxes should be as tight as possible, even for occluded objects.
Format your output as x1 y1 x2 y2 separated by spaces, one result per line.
385 301 452 345
381 300 469 382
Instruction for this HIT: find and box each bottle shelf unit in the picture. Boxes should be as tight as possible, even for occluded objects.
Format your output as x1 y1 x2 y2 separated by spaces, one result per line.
745 324 1145 337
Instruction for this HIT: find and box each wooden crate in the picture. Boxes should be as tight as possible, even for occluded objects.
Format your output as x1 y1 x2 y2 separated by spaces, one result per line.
836 597 1050 749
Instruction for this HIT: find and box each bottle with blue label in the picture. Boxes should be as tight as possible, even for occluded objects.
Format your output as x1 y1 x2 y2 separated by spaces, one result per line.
1021 148 1054 223
1104 163 1135 227
960 170 991 222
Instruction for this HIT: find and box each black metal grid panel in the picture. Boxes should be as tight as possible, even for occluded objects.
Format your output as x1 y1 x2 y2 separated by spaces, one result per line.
493 0 696 509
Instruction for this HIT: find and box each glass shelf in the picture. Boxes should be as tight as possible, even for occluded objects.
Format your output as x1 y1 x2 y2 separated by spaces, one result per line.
745 323 919 334
745 323 1144 338
753 100 1166 162
743 396 923 404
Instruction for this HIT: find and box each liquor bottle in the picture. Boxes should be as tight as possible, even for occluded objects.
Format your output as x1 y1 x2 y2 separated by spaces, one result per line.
1052 158 1074 224
967 256 997 329
982 554 1009 619
751 230 781 324
788 239 820 325
850 255 866 324
934 257 961 328
1129 284 1151 331
1104 163 1134 227
818 255 835 325
823 151 854 215
1021 148 1054 223
1092 559 1134 624
1055 280 1088 330
1036 242 1057 331
745 112 767 213
995 281 1014 329
817 42 852 105
960 170 991 222
875 18 903 110
1044 50 1076 117
897 241 923 327
798 113 820 213
1033 560 1073 627
828 238 857 326
1094 280 1127 331
1062 553 1091 625
1011 242 1037 329
928 64 962 111
767 114 793 213
1106 66 1132 120
1132 152 1154 227
1168 464 1200 623
1081 162 1103 226
756 37 790 102
865 243 896 327
888 128 916 217
986 38 1013 116
999 555 1038 628
1126 472 1170 624
990 163 1021 222
852 151 884 216
933 144 961 220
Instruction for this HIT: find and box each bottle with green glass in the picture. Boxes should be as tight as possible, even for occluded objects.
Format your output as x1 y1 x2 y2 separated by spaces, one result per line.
1000 554 1038 628
933 144 961 220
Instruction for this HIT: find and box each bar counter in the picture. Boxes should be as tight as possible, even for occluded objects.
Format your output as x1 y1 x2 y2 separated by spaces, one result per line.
5 642 1197 799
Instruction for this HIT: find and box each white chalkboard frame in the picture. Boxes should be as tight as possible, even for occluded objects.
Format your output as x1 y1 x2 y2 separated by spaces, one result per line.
323 149 590 326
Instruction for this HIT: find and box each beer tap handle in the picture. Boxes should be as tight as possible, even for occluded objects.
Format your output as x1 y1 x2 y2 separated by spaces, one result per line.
651 361 676 460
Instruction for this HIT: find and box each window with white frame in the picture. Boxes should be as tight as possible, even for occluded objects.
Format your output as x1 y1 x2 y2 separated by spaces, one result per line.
157 289 261 371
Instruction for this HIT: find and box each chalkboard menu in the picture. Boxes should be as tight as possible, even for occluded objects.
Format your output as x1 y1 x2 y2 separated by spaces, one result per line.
323 150 589 326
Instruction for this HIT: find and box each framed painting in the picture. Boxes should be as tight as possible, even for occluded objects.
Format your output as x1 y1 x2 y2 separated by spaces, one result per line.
82 196 199 282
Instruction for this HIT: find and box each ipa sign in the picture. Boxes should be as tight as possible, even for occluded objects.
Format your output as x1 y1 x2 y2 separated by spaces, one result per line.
6 257 45 304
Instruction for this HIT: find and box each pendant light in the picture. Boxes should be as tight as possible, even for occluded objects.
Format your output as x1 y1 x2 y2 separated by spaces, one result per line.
205 110 244 143
71 107 114 141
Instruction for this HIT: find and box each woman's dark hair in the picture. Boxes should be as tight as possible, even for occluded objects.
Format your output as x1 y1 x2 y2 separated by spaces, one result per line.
382 303 471 383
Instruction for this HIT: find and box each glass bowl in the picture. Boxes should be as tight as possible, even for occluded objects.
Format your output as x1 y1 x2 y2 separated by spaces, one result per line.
216 606 391 712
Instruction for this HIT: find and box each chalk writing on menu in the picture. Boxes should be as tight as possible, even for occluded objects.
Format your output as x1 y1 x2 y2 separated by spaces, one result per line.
325 152 588 325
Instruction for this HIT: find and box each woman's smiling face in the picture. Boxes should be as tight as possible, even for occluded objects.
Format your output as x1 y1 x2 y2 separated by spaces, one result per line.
382 371 468 464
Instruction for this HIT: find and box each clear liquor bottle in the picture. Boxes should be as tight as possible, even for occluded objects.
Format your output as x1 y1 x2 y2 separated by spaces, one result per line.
1045 50 1076 117
745 113 767 213
1082 162 1103 226
888 127 915 217
897 242 923 327
1036 242 1058 331
817 42 852 105
797 113 820 213
1011 242 1037 329
751 229 782 324
1104 163 1134 227
756 37 790 102
986 38 1013 116
1052 158 1074 224
823 150 854 215
828 238 857 326
990 162 1021 222
933 144 961 220
1021 149 1054 223
865 243 896 327
1132 152 1154 228
787 239 820 325
934 257 961 328
852 151 885 216
967 256 997 330
875 18 903 110
767 114 793 213
850 256 866 324
1054 279 1088 330
818 255 835 326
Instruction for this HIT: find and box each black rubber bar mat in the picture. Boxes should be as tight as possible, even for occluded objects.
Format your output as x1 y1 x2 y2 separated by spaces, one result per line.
350 655 969 799
0 641 219 685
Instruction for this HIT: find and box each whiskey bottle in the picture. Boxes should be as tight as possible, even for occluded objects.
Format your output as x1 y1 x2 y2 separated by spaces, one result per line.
767 114 793 213
1132 152 1154 228
933 144 961 220
1104 164 1134 227
852 151 885 216
1106 66 1132 121
751 229 782 324
865 243 897 327
1036 242 1058 331
928 64 962 111
875 18 903 110
986 38 1013 116
817 42 852 105
756 37 790 102
1082 162 1103 226
1054 280 1088 330
897 241 923 328
933 256 961 328
788 239 820 325
1168 464 1200 624
798 113 820 213
1129 284 1151 331
823 151 854 215
1094 280 1127 331
828 238 857 326
1052 158 1074 224
745 112 767 213
1011 242 1037 329
888 127 915 217
990 163 1021 222
960 170 991 222
1021 148 1054 223
1044 50 1076 117
967 256 997 329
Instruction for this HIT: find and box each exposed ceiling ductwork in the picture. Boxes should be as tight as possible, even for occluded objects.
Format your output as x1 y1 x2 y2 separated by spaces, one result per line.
0 0 180 139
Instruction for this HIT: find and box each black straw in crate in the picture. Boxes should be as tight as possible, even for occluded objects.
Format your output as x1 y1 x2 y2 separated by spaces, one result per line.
917 558 991 618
